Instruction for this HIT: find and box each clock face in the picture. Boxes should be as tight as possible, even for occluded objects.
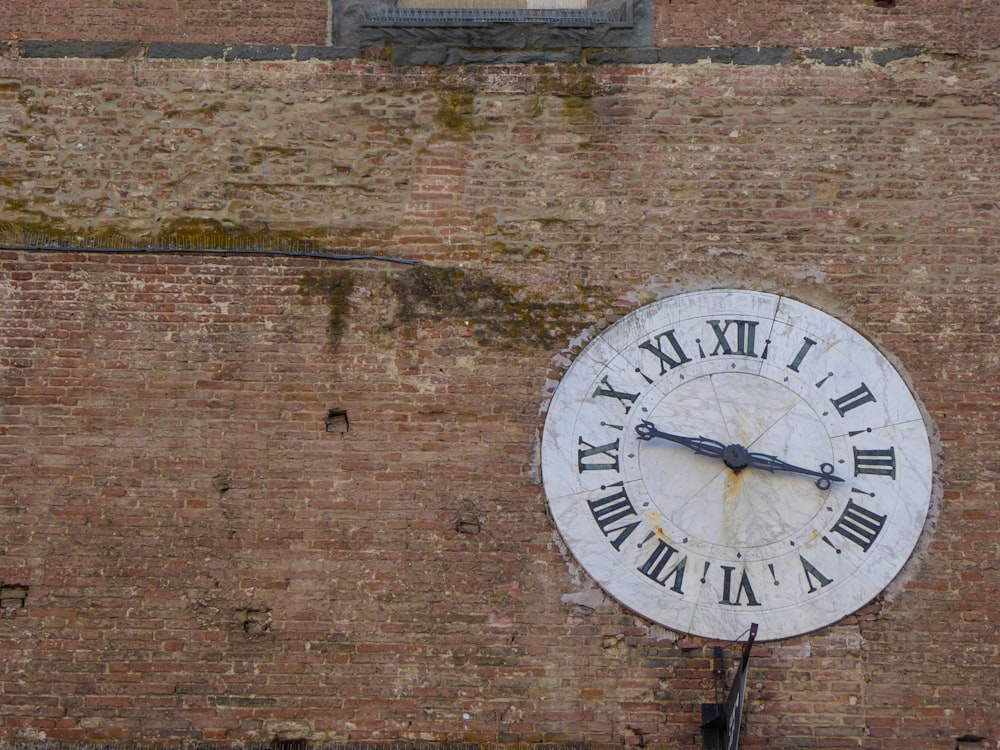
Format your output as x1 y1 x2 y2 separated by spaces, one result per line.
541 290 933 641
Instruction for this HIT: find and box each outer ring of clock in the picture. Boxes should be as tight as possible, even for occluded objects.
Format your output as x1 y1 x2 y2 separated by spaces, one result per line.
541 290 934 641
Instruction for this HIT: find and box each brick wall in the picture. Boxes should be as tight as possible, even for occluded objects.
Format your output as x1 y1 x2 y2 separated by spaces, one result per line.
3 0 1000 51
652 0 1000 50
1 1 328 46
1 3 999 749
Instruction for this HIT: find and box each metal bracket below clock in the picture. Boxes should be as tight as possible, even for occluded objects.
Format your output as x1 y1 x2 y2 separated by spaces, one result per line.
700 623 758 750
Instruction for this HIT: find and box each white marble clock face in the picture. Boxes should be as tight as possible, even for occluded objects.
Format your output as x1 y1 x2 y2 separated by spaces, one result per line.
541 290 933 641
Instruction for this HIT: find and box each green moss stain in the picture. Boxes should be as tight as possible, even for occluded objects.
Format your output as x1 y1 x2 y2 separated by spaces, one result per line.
490 240 551 262
0 200 52 224
300 270 355 347
561 95 592 120
153 218 370 256
158 217 239 248
535 67 601 99
0 80 22 104
436 91 477 134
0 217 82 246
389 264 594 350
162 100 227 120
155 218 313 251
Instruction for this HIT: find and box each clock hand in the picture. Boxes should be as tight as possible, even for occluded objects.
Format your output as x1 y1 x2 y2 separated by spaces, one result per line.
636 420 842 490
634 420 726 459
744 451 844 490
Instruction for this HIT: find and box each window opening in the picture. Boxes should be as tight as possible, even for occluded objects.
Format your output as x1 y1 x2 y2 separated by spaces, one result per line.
338 0 650 51
365 0 629 27
401 1 588 6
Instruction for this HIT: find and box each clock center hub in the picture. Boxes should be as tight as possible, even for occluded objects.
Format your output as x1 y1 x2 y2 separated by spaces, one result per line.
722 443 750 473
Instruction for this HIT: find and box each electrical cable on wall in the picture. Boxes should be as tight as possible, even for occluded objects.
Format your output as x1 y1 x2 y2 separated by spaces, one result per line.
0 224 421 266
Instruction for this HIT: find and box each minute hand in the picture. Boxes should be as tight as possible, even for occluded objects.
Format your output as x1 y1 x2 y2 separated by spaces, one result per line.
744 451 844 490
634 420 726 459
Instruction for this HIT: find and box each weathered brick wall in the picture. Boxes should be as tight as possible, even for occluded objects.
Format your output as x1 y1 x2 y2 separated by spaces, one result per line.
1 1 328 46
3 0 1000 51
1 3 999 749
652 0 1000 51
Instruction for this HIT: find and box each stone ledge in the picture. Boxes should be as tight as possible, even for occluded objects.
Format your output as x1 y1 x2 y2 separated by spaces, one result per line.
393 46 583 66
19 40 144 59
146 42 229 60
803 48 865 66
1 40 924 67
0 743 627 750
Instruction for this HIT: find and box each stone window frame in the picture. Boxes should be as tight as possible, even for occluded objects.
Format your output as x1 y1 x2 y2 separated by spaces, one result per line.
372 1 622 26
335 0 652 51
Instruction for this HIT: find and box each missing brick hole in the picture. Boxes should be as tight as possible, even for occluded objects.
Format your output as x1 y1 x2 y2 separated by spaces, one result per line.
212 473 232 494
454 502 483 535
956 736 988 745
239 608 272 635
455 517 482 534
325 409 350 434
0 584 29 608
455 507 483 534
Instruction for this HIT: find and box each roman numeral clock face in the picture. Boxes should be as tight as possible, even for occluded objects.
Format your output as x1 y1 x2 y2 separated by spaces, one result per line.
541 290 933 641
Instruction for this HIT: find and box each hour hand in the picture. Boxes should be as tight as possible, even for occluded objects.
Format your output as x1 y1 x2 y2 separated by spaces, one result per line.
634 420 726 459
745 451 844 490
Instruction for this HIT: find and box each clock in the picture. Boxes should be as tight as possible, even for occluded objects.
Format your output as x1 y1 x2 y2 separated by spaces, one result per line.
541 289 933 641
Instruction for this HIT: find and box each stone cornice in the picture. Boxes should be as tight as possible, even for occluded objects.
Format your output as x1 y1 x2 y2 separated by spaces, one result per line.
0 39 930 67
